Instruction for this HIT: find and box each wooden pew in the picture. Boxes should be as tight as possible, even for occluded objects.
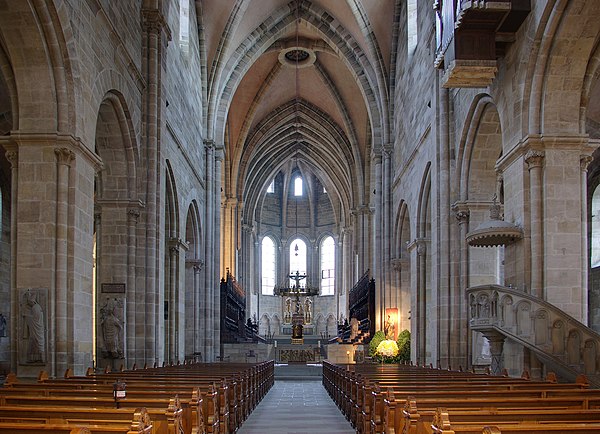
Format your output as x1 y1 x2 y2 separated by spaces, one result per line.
1 361 273 434
430 407 600 434
322 361 600 434
0 406 153 433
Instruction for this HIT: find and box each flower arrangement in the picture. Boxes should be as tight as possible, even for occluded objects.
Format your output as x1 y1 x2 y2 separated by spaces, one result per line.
369 329 411 363
376 339 399 359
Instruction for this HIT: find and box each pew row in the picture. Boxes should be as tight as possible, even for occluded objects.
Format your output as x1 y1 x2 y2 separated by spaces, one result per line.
322 361 600 434
1 360 274 434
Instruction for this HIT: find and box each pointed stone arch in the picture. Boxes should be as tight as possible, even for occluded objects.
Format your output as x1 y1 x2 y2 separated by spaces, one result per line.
414 163 431 365
523 0 600 135
457 97 504 288
393 200 411 332
164 161 183 363
93 90 140 368
184 200 203 361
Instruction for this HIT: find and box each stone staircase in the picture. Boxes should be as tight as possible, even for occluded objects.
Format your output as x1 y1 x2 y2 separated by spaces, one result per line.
467 284 600 387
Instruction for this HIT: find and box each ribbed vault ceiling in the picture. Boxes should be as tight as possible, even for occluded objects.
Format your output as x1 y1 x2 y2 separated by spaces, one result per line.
202 0 398 223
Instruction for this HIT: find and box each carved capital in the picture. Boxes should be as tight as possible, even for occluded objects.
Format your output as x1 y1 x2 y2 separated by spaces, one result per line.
203 139 215 150
382 144 393 158
141 9 171 40
5 150 17 168
524 150 545 169
128 208 141 222
186 258 204 271
169 237 189 252
55 148 75 166
407 238 428 256
455 210 470 224
390 258 402 272
580 155 593 172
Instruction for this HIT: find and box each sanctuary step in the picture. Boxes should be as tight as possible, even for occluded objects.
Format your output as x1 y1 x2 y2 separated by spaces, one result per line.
274 363 323 381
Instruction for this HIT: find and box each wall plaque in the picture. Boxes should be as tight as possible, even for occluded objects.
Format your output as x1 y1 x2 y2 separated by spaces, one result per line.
101 283 126 293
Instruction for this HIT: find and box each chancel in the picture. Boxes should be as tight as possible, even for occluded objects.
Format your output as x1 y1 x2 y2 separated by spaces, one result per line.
2 0 600 433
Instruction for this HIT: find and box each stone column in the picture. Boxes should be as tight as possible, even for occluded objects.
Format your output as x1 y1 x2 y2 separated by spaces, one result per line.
372 151 383 330
6 149 18 372
222 197 237 277
382 145 392 323
213 146 224 359
141 8 170 365
454 207 470 366
55 147 75 375
525 150 545 298
93 211 101 367
438 87 451 367
341 228 352 296
408 238 427 365
581 156 593 323
168 243 178 362
126 208 139 364
390 258 402 314
203 139 214 360
192 260 203 358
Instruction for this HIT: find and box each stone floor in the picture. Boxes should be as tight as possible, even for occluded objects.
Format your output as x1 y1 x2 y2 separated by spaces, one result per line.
237 380 354 434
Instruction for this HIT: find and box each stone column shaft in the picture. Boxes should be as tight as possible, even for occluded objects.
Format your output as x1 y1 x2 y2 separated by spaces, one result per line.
55 147 74 375
141 8 168 364
372 154 383 330
455 209 470 367
439 87 451 367
581 156 593 323
168 245 178 361
204 140 214 360
213 147 224 357
383 146 392 315
126 209 139 364
192 262 202 356
6 150 18 372
525 150 545 298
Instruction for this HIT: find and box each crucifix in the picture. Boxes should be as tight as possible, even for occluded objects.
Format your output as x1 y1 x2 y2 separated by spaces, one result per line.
289 270 306 290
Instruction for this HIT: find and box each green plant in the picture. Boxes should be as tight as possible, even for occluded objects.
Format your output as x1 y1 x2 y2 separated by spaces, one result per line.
369 330 386 358
396 329 411 363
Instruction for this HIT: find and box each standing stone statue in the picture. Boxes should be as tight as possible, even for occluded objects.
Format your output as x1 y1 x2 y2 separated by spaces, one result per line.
100 298 124 359
22 291 45 363
304 298 312 324
350 317 359 340
284 298 292 323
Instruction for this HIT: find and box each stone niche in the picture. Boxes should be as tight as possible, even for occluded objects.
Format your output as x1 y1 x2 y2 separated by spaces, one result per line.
18 288 48 366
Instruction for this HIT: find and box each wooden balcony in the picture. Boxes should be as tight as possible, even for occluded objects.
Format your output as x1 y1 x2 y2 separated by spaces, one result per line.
434 0 530 88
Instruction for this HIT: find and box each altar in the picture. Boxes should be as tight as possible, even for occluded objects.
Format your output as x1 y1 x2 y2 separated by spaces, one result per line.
276 342 321 363
275 270 318 345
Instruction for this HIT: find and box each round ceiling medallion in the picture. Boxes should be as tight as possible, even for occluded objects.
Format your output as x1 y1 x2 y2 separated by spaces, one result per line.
285 49 310 62
278 46 316 68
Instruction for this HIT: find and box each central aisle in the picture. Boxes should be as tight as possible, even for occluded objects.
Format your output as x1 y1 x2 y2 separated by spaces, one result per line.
237 380 354 434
